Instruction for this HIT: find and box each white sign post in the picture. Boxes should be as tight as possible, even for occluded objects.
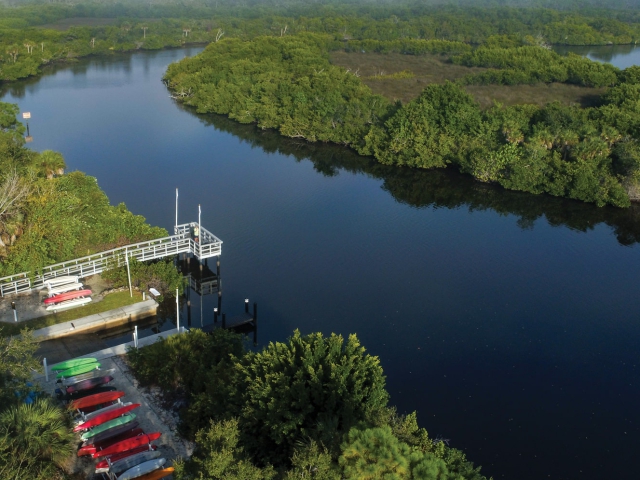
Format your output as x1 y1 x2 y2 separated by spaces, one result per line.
22 112 31 119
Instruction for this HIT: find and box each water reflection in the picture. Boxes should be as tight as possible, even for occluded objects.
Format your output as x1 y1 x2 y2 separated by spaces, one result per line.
554 44 640 69
185 106 640 247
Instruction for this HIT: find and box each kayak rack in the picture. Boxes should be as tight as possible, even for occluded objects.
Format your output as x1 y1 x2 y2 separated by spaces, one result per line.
0 222 222 297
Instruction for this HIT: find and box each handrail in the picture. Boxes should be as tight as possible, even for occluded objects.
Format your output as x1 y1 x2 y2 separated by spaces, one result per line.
0 222 222 297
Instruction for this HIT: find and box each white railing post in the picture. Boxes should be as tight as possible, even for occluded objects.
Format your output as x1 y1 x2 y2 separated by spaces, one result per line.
43 358 48 382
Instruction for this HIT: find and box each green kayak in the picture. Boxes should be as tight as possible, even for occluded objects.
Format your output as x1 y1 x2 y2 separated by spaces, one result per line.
56 362 100 379
51 357 98 371
81 414 136 440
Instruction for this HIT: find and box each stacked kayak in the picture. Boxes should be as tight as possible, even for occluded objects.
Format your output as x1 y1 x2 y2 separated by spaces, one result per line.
58 357 170 478
43 276 92 312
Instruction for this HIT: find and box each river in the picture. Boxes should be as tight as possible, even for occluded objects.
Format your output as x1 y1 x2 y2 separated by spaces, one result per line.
2 45 640 480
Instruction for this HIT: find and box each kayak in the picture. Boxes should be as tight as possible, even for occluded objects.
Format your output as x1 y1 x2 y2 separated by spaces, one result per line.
61 368 115 387
108 450 162 476
81 420 139 446
135 467 175 480
66 375 114 394
80 413 137 440
69 390 124 411
44 275 79 287
44 289 92 306
46 296 92 312
118 458 166 480
47 282 83 296
56 362 100 379
94 445 158 473
92 432 162 458
74 403 140 432
77 401 130 424
51 357 97 371
78 427 144 457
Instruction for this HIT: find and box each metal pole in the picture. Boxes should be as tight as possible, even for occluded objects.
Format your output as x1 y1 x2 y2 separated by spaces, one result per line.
198 204 201 257
44 358 48 382
176 288 180 332
135 325 138 348
175 188 179 229
125 249 133 298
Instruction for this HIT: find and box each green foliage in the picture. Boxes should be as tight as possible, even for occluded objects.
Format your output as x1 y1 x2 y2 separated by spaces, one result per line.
173 418 273 480
165 34 389 148
454 46 619 87
233 329 389 467
0 328 40 407
284 441 340 480
339 425 460 480
126 328 245 439
102 258 184 298
366 82 482 168
0 397 74 480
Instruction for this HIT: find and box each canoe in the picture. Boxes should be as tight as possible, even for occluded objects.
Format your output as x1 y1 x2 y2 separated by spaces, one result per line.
61 368 115 387
135 467 175 480
81 420 139 446
77 401 130 424
44 275 79 287
92 432 162 458
94 445 158 473
118 457 166 480
74 403 140 432
56 362 100 379
109 450 162 476
78 428 144 457
69 390 124 411
44 289 92 306
66 375 114 394
80 413 136 440
47 282 83 296
52 357 97 371
47 296 92 312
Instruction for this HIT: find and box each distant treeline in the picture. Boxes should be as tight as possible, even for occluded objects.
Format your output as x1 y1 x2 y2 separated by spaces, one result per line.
165 33 640 208
3 3 640 81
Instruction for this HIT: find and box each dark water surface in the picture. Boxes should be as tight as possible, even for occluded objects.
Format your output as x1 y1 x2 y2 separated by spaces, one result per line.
3 48 640 480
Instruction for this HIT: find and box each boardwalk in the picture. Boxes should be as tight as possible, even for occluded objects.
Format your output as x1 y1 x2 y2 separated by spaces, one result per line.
0 223 222 297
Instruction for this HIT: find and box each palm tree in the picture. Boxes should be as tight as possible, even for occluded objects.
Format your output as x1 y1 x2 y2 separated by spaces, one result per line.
38 150 66 179
0 398 75 478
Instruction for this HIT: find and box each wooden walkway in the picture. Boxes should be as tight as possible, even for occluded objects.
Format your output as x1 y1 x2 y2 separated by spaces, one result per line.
0 223 222 297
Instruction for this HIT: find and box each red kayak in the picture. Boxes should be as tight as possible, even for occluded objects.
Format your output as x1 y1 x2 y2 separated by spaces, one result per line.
95 444 158 473
92 432 161 458
66 375 113 394
69 391 124 411
44 289 92 305
77 427 143 456
74 403 140 432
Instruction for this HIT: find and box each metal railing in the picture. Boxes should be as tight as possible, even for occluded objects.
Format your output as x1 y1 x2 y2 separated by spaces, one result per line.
0 222 222 297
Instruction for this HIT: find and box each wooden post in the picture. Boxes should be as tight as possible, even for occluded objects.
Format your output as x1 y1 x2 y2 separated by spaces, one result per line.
222 313 226 329
253 302 258 346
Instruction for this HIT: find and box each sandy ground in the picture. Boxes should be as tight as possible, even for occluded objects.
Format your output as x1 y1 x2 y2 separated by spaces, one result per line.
34 355 191 479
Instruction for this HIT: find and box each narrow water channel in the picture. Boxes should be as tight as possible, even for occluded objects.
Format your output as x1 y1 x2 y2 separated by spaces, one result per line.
3 46 640 480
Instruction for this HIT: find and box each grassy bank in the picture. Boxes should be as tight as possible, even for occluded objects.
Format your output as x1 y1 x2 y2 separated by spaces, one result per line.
0 291 144 337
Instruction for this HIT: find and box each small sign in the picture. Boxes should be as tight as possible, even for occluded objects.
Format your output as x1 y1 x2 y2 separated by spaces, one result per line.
22 112 31 119
25 136 33 143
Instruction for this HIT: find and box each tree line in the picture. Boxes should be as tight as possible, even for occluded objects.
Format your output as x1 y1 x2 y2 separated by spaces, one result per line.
127 328 489 479
164 33 640 207
5 4 640 82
